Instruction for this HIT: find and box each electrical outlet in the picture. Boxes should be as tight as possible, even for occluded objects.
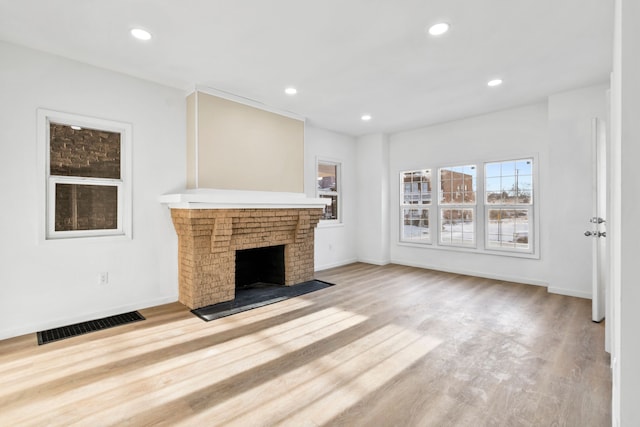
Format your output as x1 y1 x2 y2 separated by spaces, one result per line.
99 272 109 285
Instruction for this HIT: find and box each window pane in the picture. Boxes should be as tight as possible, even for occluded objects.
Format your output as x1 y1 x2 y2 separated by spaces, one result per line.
485 158 534 206
440 165 476 205
55 184 118 231
515 159 533 176
320 194 338 220
50 123 121 179
463 191 476 203
487 209 530 250
485 163 502 178
318 162 337 191
401 170 431 205
518 191 532 204
517 176 533 204
501 176 515 193
401 208 430 243
440 208 475 246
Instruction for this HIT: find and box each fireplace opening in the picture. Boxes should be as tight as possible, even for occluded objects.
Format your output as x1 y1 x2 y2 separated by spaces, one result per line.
235 245 285 289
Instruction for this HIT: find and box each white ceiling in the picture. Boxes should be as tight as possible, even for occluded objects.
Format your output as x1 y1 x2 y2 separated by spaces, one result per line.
0 0 613 136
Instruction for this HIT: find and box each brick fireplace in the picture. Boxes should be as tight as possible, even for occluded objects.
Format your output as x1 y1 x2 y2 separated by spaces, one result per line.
160 190 326 309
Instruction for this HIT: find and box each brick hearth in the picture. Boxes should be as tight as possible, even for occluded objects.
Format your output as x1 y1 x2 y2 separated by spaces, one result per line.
170 208 323 309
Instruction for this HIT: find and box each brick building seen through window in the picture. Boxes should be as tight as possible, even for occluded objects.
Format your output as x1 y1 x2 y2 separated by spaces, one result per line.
49 123 121 233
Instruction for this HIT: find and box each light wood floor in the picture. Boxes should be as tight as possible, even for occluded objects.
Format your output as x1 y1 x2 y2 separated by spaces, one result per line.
0 263 611 426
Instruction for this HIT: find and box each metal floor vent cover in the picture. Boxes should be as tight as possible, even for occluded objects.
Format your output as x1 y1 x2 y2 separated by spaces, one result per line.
37 311 145 345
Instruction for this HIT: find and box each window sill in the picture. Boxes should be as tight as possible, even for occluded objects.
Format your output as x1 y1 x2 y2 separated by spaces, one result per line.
40 233 132 245
318 221 344 229
397 241 540 260
398 241 432 248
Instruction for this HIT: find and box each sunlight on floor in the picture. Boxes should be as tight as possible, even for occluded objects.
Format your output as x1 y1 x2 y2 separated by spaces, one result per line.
178 324 442 426
1 305 367 425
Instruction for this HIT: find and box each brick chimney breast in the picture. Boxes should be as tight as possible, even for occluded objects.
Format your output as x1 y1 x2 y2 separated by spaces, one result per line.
161 189 327 309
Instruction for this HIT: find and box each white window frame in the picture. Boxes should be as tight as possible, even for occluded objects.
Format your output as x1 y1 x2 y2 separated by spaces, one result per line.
398 156 539 259
38 109 132 241
437 164 477 248
316 158 341 224
399 169 432 245
484 158 535 254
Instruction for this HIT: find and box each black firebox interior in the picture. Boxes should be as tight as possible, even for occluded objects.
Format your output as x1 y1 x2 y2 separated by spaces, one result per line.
235 245 285 289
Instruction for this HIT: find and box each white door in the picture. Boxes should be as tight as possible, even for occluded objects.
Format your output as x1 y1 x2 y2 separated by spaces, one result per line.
586 118 608 328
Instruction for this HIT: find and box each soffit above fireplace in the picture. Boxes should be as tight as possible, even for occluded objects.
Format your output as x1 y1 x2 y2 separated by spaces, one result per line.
159 188 329 210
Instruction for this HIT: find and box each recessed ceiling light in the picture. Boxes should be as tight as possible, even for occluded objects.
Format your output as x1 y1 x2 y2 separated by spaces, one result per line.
361 114 372 121
428 22 450 36
487 79 503 87
70 125 82 131
285 87 297 95
130 28 152 41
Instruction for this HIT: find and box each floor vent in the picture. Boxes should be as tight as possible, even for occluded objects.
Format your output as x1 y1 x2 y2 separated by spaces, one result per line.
37 311 145 345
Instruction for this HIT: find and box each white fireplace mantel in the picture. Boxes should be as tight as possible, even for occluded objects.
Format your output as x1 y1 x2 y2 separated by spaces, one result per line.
159 188 330 209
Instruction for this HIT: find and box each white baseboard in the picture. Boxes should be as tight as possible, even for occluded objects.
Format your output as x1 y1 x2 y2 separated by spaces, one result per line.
0 295 178 341
390 258 549 288
356 258 391 266
315 258 359 272
547 287 591 299
392 259 592 300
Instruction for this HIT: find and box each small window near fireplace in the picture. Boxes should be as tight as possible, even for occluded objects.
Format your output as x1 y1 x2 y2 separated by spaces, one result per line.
38 109 132 241
317 159 340 222
235 245 285 289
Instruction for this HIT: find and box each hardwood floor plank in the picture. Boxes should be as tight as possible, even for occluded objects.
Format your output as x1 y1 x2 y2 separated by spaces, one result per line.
0 263 611 426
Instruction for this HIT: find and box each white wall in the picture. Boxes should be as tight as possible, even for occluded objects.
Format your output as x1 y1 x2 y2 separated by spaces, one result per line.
0 42 185 340
547 85 608 297
356 133 390 265
304 126 358 270
617 0 640 424
389 104 551 287
388 91 610 297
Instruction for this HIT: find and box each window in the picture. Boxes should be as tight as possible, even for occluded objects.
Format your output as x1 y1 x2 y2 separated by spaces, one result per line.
400 170 431 243
485 159 533 252
39 110 132 240
398 157 537 257
439 165 476 247
317 160 340 222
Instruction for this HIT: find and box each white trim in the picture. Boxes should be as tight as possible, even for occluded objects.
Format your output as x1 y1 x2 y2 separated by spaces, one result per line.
317 222 345 229
159 188 329 209
437 163 478 248
357 257 391 266
390 258 548 288
610 2 622 424
47 178 124 239
396 240 540 260
0 295 178 341
194 85 306 122
483 157 536 255
194 90 199 189
399 169 433 244
547 287 591 300
395 153 540 259
316 157 342 223
314 258 359 272
37 109 133 242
